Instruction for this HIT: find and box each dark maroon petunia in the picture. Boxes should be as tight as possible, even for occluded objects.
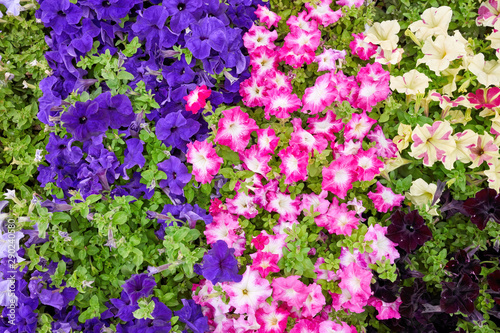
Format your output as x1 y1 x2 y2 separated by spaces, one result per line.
386 210 432 253
488 270 500 292
463 188 500 230
440 274 479 315
444 250 481 280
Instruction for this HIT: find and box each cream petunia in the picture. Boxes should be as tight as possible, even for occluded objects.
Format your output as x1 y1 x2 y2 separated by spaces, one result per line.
365 20 401 53
390 69 430 95
409 6 453 41
375 48 404 65
406 178 439 215
409 121 456 169
484 158 500 192
486 20 500 49
417 35 466 75
393 123 412 152
468 53 500 87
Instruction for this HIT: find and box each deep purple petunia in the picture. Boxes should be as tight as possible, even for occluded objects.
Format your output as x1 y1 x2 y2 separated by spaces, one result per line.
94 92 135 129
488 270 500 292
84 0 138 21
131 5 178 51
155 111 200 150
371 276 399 303
121 138 146 175
463 188 500 230
444 250 481 280
39 0 83 35
45 133 83 164
157 156 192 195
386 210 432 253
110 291 140 322
185 17 227 60
122 273 157 303
174 299 209 333
440 274 479 315
194 240 242 285
163 0 203 33
61 100 109 143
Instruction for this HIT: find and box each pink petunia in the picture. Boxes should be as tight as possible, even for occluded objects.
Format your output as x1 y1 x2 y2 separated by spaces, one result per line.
277 44 316 69
250 251 280 278
259 69 293 93
322 155 358 199
307 110 343 141
301 73 338 114
290 118 328 153
272 275 309 309
239 145 272 178
266 190 301 222
314 48 346 72
339 247 369 270
184 85 211 114
364 224 400 264
301 283 326 317
204 211 240 247
223 267 273 315
349 32 378 60
344 112 377 141
319 320 358 333
239 75 267 107
278 145 310 184
255 302 290 333
243 24 278 51
366 125 398 158
368 182 405 213
250 46 278 76
316 198 359 236
338 262 373 301
255 4 281 29
214 107 259 153
367 296 402 320
305 0 343 27
314 257 338 282
263 89 302 119
186 140 223 184
256 127 280 154
355 148 385 182
287 10 318 33
226 191 259 219
300 191 330 216
284 26 322 55
290 319 319 333
337 0 364 8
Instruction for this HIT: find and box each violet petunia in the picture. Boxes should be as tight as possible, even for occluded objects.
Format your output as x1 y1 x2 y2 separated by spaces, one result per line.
185 17 227 60
122 138 146 174
122 273 156 303
157 156 191 196
194 240 242 285
174 299 209 333
131 5 178 51
39 0 83 35
61 100 109 143
163 0 203 33
155 111 200 150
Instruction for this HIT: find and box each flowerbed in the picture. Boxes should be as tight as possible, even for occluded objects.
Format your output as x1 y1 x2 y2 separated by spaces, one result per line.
1 0 500 332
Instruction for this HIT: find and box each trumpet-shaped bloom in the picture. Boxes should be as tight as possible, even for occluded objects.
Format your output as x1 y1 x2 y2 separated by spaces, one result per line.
319 321 357 333
344 112 376 141
243 24 278 51
406 178 437 209
317 199 359 236
301 73 337 114
355 148 384 182
184 85 211 114
256 127 280 155
390 70 430 95
222 267 272 315
307 110 343 141
250 251 280 278
408 6 453 41
271 275 308 309
368 296 402 320
186 140 223 184
239 145 272 178
467 87 500 109
305 0 342 27
366 125 398 158
365 20 400 52
417 35 466 75
409 121 456 169
255 5 281 29
368 182 404 213
289 118 328 153
349 33 378 61
255 302 289 333
278 146 309 184
314 48 346 72
477 0 500 27
195 240 242 285
322 155 358 199
468 133 499 169
468 53 500 87
302 283 326 317
364 224 400 264
215 107 258 153
263 89 302 119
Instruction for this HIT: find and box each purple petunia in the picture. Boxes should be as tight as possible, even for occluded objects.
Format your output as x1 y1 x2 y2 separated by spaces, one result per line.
185 17 227 60
121 273 156 303
155 111 200 151
61 100 109 143
174 299 209 333
39 0 83 35
163 0 203 33
158 156 191 195
194 239 242 284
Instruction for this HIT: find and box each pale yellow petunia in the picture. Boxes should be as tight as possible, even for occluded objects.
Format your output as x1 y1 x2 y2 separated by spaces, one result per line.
406 178 439 215
417 35 466 76
393 123 412 152
390 69 431 95
468 53 500 87
409 6 453 41
365 20 401 53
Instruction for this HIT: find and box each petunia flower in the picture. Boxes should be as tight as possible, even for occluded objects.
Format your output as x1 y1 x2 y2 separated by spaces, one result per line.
214 106 258 153
163 0 203 33
249 251 280 278
305 0 342 27
222 266 272 315
287 10 318 33
195 240 242 285
477 0 500 27
271 275 308 309
408 6 453 41
256 127 280 154
467 133 499 169
184 85 211 114
364 224 400 264
243 24 278 51
406 178 438 214
386 210 432 253
349 32 378 61
409 121 456 169
156 111 201 150
301 73 337 115
417 35 466 75
255 302 289 333
61 100 109 143
367 296 402 320
131 6 177 50
365 20 401 53
307 110 343 141
263 89 302 119
278 145 309 184
250 46 278 76
174 299 209 333
440 274 479 315
468 53 500 87
254 4 281 29
122 274 156 303
366 125 398 158
467 87 500 109
39 0 83 35
463 188 500 230
316 198 359 236
314 48 346 72
390 70 431 95
337 0 363 8
322 155 358 199
157 156 192 196
185 17 227 60
239 145 272 178
204 211 240 247
344 112 376 141
354 148 385 182
186 140 223 184
368 182 404 213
